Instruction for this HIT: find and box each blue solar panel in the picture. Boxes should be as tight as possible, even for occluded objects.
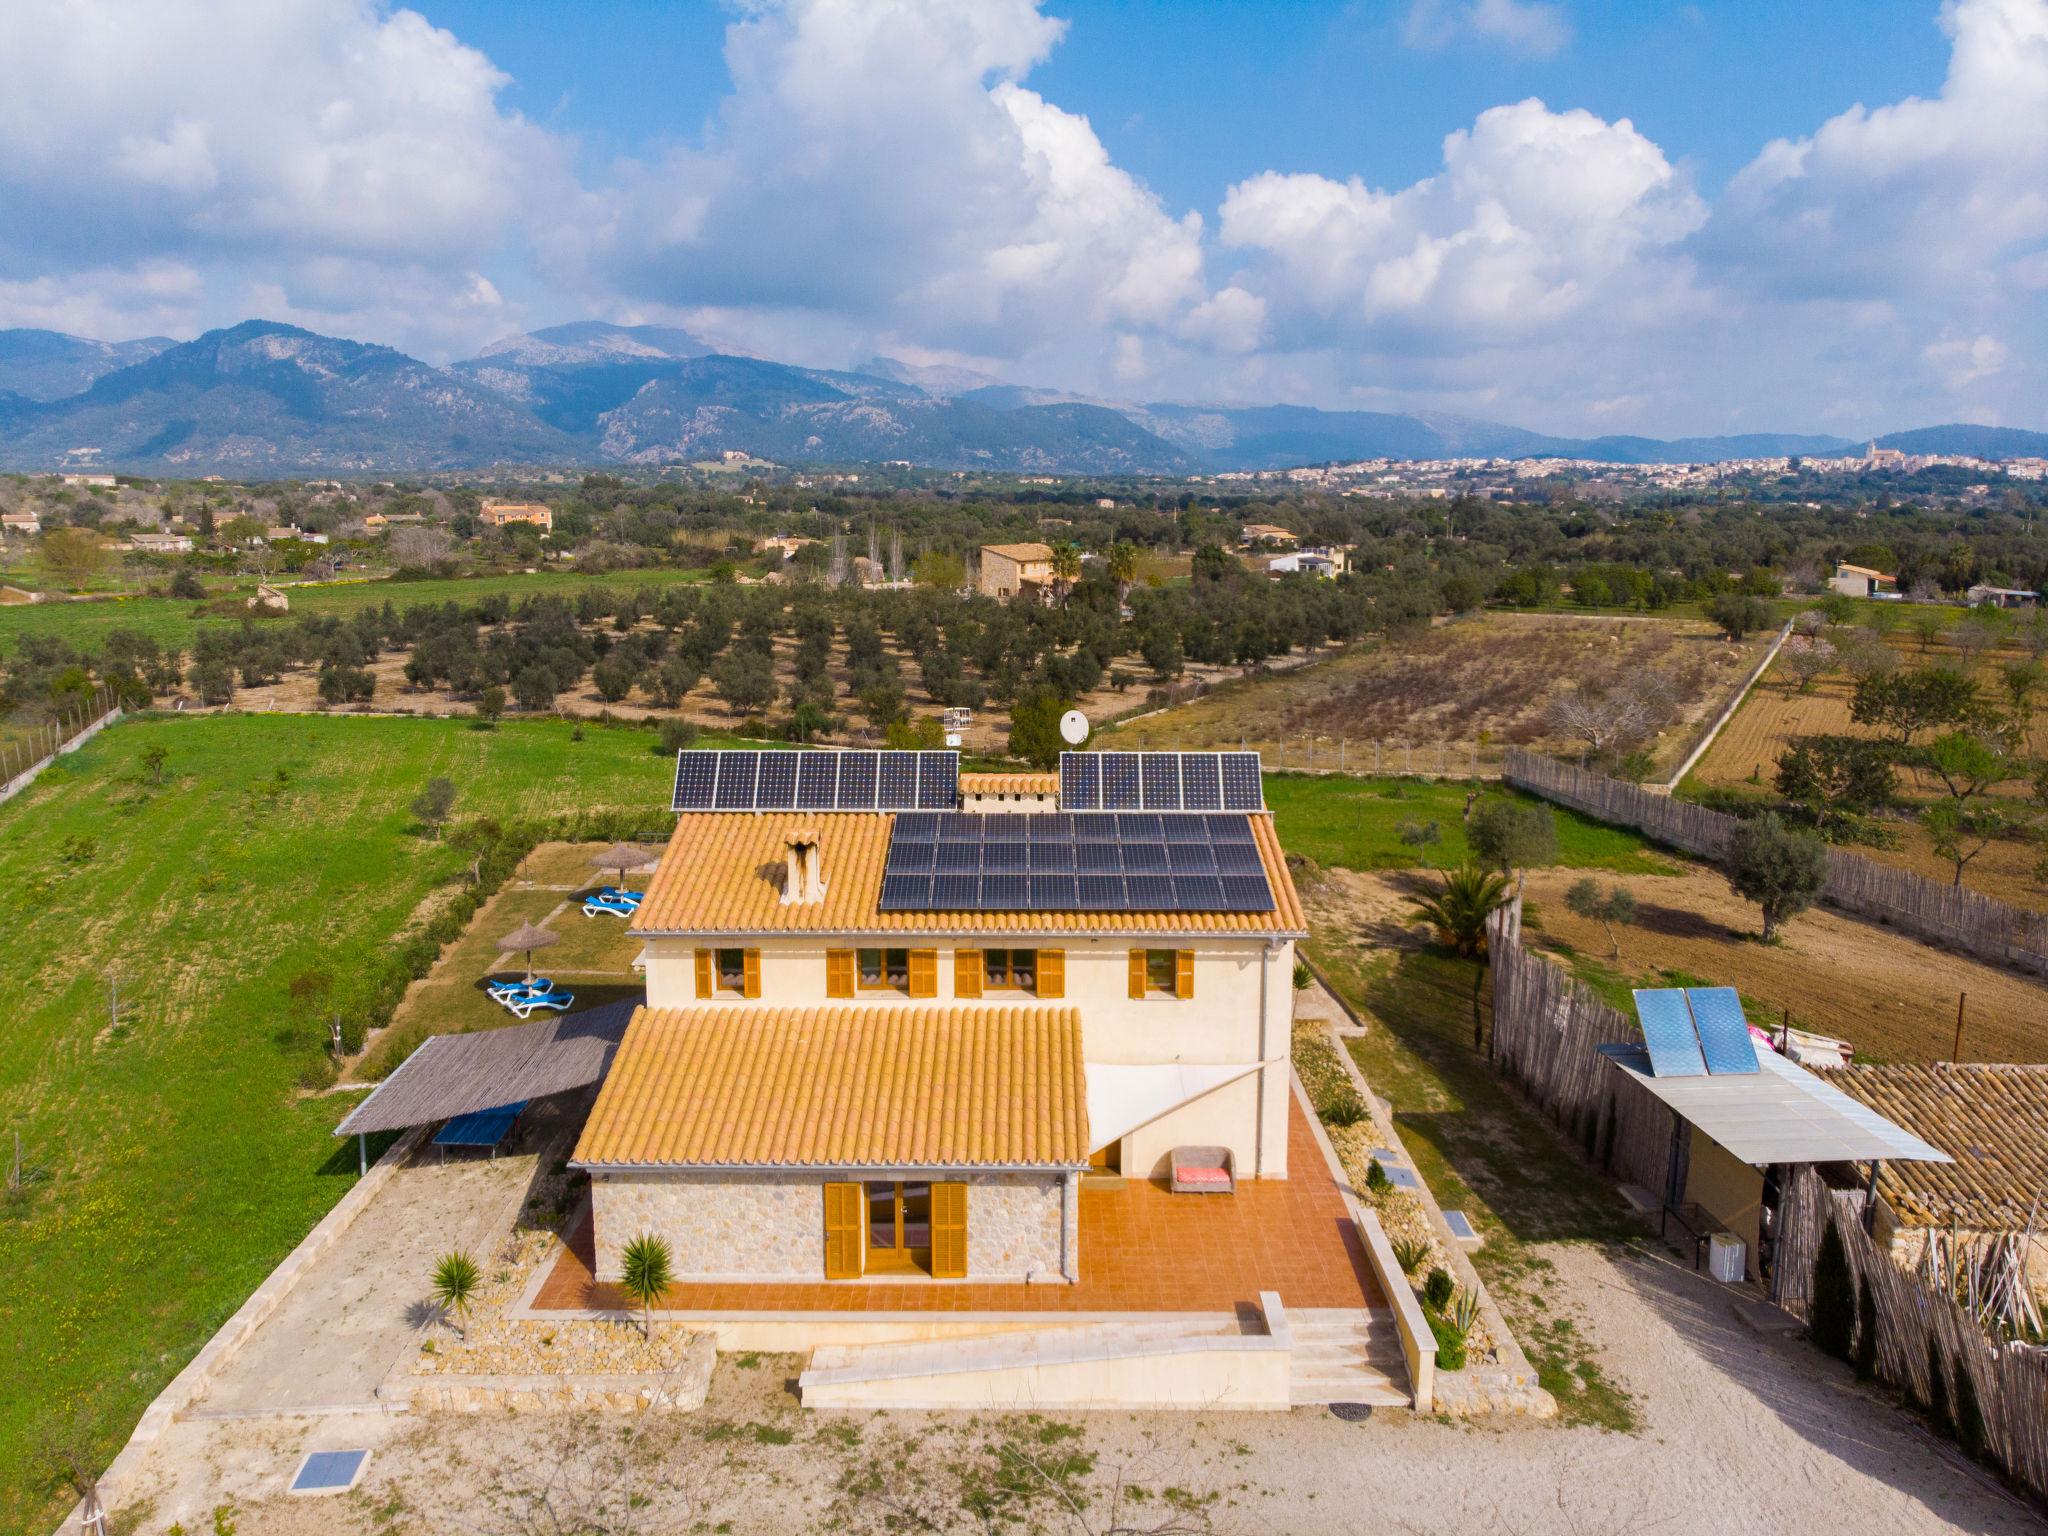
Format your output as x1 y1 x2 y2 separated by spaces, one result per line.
1207 814 1254 843
1030 874 1077 908
1168 843 1217 873
836 751 877 809
1123 842 1168 872
1076 874 1124 909
1073 813 1116 838
1075 841 1121 872
1173 874 1226 909
1125 873 1173 908
796 752 838 808
755 751 799 809
1687 987 1760 1075
1142 753 1182 809
1181 754 1222 809
1220 873 1276 910
983 841 1028 871
1116 813 1162 839
1634 989 1708 1078
932 873 978 905
1029 840 1075 871
917 751 958 809
1215 841 1265 873
1060 753 1101 810
888 839 935 870
877 751 919 809
1220 752 1264 810
880 873 932 909
894 812 940 841
1103 752 1142 809
292 1449 368 1493
714 751 759 809
1164 814 1210 843
983 873 1029 909
935 841 980 871
672 752 717 810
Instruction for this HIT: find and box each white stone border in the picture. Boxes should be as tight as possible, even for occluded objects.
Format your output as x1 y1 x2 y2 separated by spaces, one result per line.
1 706 122 805
55 1127 427 1536
1655 617 1793 794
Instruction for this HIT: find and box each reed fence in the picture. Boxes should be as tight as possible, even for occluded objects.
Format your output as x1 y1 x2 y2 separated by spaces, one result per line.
1484 897 1677 1196
1504 748 2048 979
1773 1165 2048 1504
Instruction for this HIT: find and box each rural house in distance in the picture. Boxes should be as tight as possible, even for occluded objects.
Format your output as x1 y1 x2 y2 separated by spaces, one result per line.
976 541 1055 601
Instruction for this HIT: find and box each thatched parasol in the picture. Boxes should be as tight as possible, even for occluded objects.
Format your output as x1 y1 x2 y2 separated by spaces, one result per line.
591 841 655 885
498 921 560 982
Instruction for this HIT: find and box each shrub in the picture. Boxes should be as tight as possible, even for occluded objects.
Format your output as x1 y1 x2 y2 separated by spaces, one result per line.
1322 1092 1367 1129
1425 1310 1467 1372
657 718 700 756
1422 1266 1455 1312
1853 1275 1878 1382
1365 1157 1393 1195
1390 1236 1429 1275
1809 1218 1856 1363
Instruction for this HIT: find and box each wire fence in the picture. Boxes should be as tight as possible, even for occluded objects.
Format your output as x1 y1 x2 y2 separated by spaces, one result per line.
1503 748 2048 979
0 681 123 799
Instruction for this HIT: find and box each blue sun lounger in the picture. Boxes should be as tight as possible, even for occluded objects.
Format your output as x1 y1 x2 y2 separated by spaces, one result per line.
505 990 573 1019
583 894 638 918
434 1100 530 1158
597 887 644 905
487 976 553 999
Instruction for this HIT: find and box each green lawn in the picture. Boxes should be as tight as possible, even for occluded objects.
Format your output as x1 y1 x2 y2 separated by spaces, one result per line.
0 712 681 1534
1303 936 1643 1430
1263 772 1673 875
0 566 710 657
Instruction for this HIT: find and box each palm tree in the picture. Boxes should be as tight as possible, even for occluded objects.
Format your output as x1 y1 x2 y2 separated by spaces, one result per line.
1048 541 1082 605
431 1249 482 1339
1105 542 1139 605
619 1232 674 1341
1405 865 1512 957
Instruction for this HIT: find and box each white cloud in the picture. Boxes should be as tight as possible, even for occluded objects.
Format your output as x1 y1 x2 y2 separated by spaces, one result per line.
1922 332 2010 388
1404 0 1572 60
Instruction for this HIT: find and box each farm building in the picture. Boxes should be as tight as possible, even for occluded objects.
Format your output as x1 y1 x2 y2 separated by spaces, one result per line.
1965 583 2039 610
1239 524 1298 549
480 499 554 533
976 541 1054 600
1827 562 1897 599
1816 1063 2048 1299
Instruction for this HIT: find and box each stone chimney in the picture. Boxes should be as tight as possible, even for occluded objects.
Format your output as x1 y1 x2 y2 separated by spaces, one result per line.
782 826 826 905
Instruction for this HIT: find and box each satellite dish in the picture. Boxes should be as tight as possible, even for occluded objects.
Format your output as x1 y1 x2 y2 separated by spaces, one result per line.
1059 710 1090 745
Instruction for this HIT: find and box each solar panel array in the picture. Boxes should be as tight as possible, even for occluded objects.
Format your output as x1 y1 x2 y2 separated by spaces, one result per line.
672 750 958 812
1059 751 1265 812
1632 986 1760 1078
878 812 1276 913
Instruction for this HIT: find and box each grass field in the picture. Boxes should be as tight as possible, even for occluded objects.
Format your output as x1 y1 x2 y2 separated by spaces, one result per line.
0 566 710 657
1105 612 1770 776
0 712 680 1535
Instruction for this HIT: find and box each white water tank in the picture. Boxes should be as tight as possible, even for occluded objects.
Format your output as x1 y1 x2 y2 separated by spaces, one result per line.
1708 1232 1746 1284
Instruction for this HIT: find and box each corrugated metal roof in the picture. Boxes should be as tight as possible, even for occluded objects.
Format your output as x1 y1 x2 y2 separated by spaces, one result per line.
628 811 1306 936
572 1004 1089 1168
1816 1063 2048 1231
335 1002 634 1137
1598 1044 1953 1167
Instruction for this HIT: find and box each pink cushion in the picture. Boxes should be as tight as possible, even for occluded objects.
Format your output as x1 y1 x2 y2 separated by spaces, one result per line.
1175 1164 1230 1185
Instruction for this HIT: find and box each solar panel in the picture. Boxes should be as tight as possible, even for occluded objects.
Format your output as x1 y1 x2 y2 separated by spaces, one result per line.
1634 989 1708 1078
1687 987 1761 1075
1125 873 1173 908
1103 752 1142 809
1029 840 1075 871
935 841 980 871
932 873 978 905
917 751 958 809
880 873 932 909
1075 841 1121 873
1215 841 1265 873
877 751 919 809
714 751 759 809
672 752 718 810
1076 874 1124 909
1221 873 1277 910
1073 813 1117 838
983 873 1029 909
1169 843 1217 874
894 812 940 841
1123 842 1168 872
1030 874 1078 908
1207 813 1254 843
1173 874 1226 909
292 1450 369 1495
796 751 838 808
1141 752 1182 809
983 840 1028 872
755 751 799 809
888 839 935 870
1220 752 1264 810
1164 815 1210 843
836 751 877 809
1060 752 1101 810
1116 813 1163 839
1181 754 1222 810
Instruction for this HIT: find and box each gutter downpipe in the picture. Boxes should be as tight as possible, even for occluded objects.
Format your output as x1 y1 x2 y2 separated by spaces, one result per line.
1258 939 1275 1176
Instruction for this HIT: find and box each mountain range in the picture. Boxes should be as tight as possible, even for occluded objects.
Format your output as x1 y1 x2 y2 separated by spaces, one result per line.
1 320 2043 477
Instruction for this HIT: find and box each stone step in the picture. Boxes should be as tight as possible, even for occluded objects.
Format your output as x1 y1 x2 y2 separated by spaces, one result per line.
1288 1376 1410 1408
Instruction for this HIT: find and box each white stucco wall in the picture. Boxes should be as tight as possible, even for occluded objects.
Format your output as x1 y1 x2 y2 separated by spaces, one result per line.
639 934 1294 1178
590 1169 1070 1282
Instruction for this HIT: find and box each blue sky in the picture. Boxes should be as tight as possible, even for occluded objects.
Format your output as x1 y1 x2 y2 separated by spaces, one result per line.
0 0 2042 438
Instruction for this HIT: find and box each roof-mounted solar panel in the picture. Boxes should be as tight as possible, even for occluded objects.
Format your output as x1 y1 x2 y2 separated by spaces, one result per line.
1687 987 1761 1076
1102 752 1142 809
755 750 799 809
1059 753 1101 810
795 751 838 808
877 751 918 810
1220 873 1277 910
836 751 877 809
1141 753 1182 809
672 751 717 810
1173 874 1226 909
983 873 1029 909
917 751 959 809
1220 752 1265 810
879 873 932 909
713 751 759 809
1181 754 1222 810
1216 841 1265 873
1634 989 1709 1078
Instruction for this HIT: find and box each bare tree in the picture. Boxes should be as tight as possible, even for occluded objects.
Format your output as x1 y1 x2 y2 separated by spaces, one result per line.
1543 674 1677 759
1779 636 1837 694
391 525 455 571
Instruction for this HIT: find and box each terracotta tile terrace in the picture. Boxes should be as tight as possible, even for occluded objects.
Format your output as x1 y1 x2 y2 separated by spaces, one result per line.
534 1097 1381 1316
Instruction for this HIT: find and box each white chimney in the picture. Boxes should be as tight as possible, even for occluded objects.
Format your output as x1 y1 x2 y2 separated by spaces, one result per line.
782 827 826 905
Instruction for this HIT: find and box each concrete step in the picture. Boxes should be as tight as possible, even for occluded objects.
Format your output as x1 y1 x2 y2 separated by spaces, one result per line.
1285 1308 1412 1407
1288 1376 1410 1407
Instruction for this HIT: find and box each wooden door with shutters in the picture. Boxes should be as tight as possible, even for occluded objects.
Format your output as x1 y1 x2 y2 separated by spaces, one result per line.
823 1182 863 1279
930 1182 968 1278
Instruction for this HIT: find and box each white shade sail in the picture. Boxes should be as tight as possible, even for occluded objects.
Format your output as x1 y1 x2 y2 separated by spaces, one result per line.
1085 1062 1261 1153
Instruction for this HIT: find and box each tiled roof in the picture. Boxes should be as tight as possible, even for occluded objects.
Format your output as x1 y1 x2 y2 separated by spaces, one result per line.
630 812 1305 936
1817 1063 2048 1230
572 1004 1088 1168
959 772 1059 795
981 542 1053 562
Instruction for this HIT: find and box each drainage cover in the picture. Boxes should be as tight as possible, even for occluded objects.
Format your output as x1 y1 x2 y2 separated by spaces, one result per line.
290 1449 368 1495
1328 1403 1374 1423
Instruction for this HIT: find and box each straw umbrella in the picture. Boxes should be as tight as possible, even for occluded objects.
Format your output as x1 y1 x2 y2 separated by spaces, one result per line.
591 841 654 888
498 921 560 983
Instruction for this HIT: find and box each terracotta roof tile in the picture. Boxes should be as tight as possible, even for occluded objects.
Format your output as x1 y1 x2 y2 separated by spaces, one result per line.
960 772 1058 795
981 542 1053 562
630 812 1305 937
1816 1063 2048 1230
572 1004 1088 1168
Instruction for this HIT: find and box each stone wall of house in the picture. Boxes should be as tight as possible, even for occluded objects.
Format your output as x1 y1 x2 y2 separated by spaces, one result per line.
591 1170 1071 1283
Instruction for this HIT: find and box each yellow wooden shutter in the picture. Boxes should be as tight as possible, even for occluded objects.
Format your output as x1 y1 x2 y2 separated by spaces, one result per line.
1037 948 1064 999
1175 949 1195 1000
1128 947 1147 999
908 949 938 999
930 1182 968 1279
955 949 983 998
826 948 854 999
823 1182 862 1279
694 948 713 999
742 948 762 999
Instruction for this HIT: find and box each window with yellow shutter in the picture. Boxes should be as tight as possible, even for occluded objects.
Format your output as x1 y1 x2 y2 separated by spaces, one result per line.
954 949 983 998
1128 947 1147 999
1174 948 1195 999
1133 948 1191 998
930 1181 968 1279
908 948 938 999
1037 948 1064 999
694 949 713 999
826 949 855 999
742 948 762 998
823 1182 863 1279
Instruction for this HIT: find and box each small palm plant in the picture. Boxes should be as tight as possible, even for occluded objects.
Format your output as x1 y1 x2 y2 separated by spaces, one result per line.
1405 864 1513 956
619 1232 674 1341
431 1249 481 1340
